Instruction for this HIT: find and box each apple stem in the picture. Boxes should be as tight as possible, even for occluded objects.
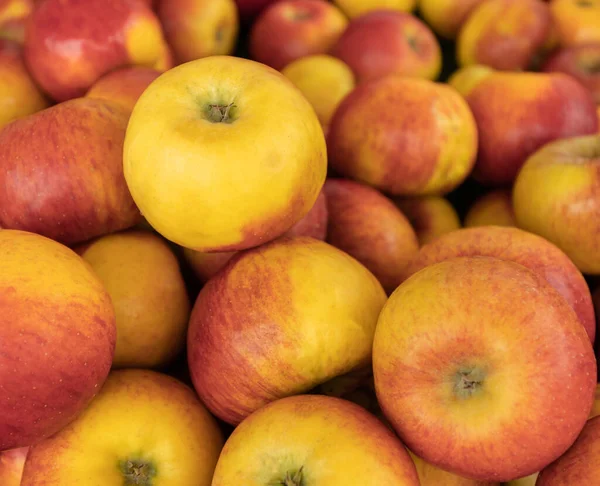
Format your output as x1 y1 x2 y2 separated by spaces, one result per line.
283 466 304 486
207 103 236 123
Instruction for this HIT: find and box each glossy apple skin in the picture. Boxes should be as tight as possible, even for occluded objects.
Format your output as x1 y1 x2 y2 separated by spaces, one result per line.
331 11 442 83
0 98 141 246
465 71 598 185
374 256 597 482
464 189 516 228
395 196 462 245
403 226 596 343
550 0 600 48
0 230 116 450
0 0 32 43
0 447 28 486
419 0 484 39
24 0 171 101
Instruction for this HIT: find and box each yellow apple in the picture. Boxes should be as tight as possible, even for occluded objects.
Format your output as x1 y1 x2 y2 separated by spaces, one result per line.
419 0 485 39
409 450 499 485
464 189 516 228
333 0 416 18
447 64 494 96
395 196 462 245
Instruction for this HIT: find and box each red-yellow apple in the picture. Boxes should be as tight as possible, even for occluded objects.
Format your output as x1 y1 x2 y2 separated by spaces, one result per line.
550 0 600 48
0 98 141 245
419 0 485 39
464 189 516 227
211 395 420 485
333 0 416 18
373 256 597 481
447 63 494 96
20 369 224 486
327 75 477 196
24 0 171 101
124 56 327 252
590 384 600 419
403 226 596 342
409 451 499 485
465 71 598 185
159 0 239 63
187 236 387 425
0 448 28 486
331 11 442 83
0 230 116 450
0 0 32 43
249 0 347 71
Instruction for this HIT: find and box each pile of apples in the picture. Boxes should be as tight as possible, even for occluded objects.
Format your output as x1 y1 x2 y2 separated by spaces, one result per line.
1 0 600 484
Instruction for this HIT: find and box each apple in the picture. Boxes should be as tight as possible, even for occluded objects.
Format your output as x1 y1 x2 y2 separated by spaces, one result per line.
0 448 28 486
85 66 161 113
0 97 141 245
394 196 462 245
24 0 171 101
158 0 239 64
542 44 600 104
0 230 116 450
324 178 419 293
211 394 420 485
373 256 597 482
331 11 442 83
536 415 600 485
457 0 552 71
504 474 539 486
409 451 499 485
20 369 224 486
419 0 485 40
447 63 494 96
187 236 387 425
234 0 283 20
327 75 478 196
124 56 327 252
0 0 32 43
249 0 347 71
403 226 596 343
464 189 516 228
465 71 598 185
0 39 48 129
332 0 417 19
75 230 191 369
282 54 355 132
550 0 600 48
513 134 600 274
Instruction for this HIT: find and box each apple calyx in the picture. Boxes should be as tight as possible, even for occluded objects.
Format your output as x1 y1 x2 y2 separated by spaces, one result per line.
282 466 305 486
453 367 486 399
120 459 156 486
206 103 236 123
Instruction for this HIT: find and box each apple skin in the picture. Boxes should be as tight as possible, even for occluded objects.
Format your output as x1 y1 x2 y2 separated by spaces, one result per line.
589 383 600 419
187 236 387 425
0 447 28 486
327 75 478 196
0 39 48 129
409 451 499 486
211 395 420 485
85 66 161 113
333 0 416 18
504 474 539 486
419 0 485 40
373 256 597 482
0 97 141 246
513 135 600 274
331 11 442 84
24 0 171 102
464 189 516 228
249 0 347 71
158 0 239 64
0 230 116 451
324 178 419 293
447 63 494 96
465 71 598 185
0 0 32 43
536 415 600 485
403 226 596 343
550 0 600 48
394 196 462 245
542 44 600 104
20 369 224 486
457 0 552 71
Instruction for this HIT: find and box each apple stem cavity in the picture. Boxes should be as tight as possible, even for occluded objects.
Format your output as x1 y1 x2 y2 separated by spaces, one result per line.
120 459 156 486
453 367 486 399
282 465 305 486
206 103 236 124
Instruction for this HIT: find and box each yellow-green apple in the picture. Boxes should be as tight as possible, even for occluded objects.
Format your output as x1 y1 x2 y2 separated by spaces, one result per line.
409 451 499 485
249 0 347 71
0 448 28 486
504 474 539 486
123 56 327 252
403 226 596 342
211 394 420 485
0 230 116 450
394 196 462 245
513 135 600 274
234 0 282 20
550 0 600 48
331 11 442 83
0 98 141 245
75 230 190 369
23 0 171 101
158 0 239 63
327 75 478 196
20 369 224 486
0 39 48 129
0 0 32 43
324 178 419 294
465 71 598 185
332 0 416 18
536 415 600 485
282 54 355 133
187 236 387 425
457 0 552 70
373 256 597 481
542 44 600 104
85 66 161 113
447 63 494 96
419 0 485 39
464 189 516 227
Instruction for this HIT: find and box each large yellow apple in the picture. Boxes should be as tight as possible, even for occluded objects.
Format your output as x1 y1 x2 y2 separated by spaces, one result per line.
124 56 327 252
21 369 224 486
